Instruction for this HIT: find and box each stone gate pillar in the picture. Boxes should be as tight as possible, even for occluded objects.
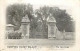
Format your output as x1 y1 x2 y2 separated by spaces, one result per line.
47 15 57 39
21 15 30 39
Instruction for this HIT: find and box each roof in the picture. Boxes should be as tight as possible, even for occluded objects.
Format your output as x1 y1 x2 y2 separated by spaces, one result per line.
21 15 30 22
6 24 14 27
47 16 56 22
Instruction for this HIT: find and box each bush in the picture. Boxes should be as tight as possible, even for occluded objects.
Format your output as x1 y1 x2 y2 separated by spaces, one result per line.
8 32 22 39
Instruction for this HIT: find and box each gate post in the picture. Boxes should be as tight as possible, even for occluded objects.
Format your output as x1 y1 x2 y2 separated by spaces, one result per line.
47 15 56 39
21 15 30 39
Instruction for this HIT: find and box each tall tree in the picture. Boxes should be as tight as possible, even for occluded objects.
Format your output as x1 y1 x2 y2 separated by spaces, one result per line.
49 7 72 31
35 6 73 32
6 4 33 30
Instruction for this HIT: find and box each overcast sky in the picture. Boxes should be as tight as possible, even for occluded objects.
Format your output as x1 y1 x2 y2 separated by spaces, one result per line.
4 0 79 19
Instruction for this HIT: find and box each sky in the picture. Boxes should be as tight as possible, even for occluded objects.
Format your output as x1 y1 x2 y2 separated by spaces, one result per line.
3 0 80 19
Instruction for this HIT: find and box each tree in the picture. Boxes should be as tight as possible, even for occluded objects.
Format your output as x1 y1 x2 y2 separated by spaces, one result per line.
35 6 73 32
6 4 33 30
6 4 74 32
49 7 73 32
35 6 49 34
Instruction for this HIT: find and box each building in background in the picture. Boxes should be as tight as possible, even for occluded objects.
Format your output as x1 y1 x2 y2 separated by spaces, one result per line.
6 24 14 39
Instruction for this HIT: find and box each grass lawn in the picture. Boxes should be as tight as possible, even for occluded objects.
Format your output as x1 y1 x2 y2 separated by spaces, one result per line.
5 39 75 47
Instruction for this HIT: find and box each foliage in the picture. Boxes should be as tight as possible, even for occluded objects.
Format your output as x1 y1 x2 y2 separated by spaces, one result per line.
35 6 73 31
6 4 33 30
6 4 74 32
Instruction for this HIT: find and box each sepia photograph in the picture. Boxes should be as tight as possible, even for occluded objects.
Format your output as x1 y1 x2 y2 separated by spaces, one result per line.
5 3 75 47
0 0 80 51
